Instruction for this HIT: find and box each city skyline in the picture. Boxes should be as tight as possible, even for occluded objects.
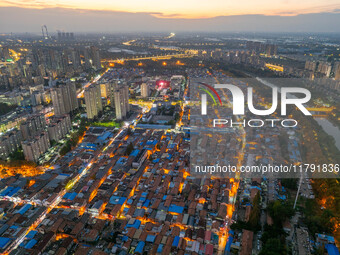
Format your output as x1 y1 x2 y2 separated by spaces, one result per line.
0 2 339 254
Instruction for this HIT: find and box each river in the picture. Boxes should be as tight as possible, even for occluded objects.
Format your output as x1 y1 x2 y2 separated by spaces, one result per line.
315 118 340 151
256 78 340 151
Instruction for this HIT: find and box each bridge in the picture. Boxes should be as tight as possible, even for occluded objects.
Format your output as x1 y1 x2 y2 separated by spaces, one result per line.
306 107 336 117
101 53 196 64
306 107 335 112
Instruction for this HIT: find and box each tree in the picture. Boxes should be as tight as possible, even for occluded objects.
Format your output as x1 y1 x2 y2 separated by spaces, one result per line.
260 200 294 254
9 150 25 161
0 103 17 116
230 220 248 231
280 179 297 190
50 140 57 146
247 192 261 231
259 238 286 255
267 200 294 225
60 142 72 156
125 142 134 156
174 113 180 121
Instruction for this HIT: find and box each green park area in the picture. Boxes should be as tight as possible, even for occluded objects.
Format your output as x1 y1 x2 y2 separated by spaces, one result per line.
91 121 122 128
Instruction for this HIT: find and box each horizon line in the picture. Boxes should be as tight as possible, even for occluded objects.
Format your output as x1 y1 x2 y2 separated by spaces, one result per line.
1 5 340 20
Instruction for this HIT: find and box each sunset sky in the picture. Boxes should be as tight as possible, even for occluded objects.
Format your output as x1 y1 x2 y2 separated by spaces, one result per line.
1 0 340 18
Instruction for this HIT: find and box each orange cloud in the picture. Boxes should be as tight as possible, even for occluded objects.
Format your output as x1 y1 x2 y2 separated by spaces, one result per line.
1 0 340 19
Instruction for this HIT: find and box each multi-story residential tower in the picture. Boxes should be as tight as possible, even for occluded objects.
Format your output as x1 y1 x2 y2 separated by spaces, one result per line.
51 82 78 115
141 83 150 98
84 84 102 119
111 83 129 120
21 131 50 162
0 129 22 159
90 46 101 70
20 114 46 140
47 114 72 142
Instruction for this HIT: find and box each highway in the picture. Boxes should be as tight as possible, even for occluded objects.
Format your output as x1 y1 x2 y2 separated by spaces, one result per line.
77 68 109 98
165 32 176 39
121 32 175 47
122 39 136 46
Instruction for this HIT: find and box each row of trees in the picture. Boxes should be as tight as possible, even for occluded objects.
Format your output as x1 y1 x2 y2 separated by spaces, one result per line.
60 118 88 156
260 200 294 255
231 192 261 232
293 109 340 242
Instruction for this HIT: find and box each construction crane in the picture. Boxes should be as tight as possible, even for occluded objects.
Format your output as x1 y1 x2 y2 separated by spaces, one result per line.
41 25 49 39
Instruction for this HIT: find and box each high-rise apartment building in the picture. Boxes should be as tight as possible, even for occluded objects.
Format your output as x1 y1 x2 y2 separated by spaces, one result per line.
84 84 102 119
110 83 129 120
100 83 110 98
0 129 22 159
90 46 101 70
334 62 340 80
265 44 278 56
0 46 10 60
20 114 46 140
305 61 317 72
47 114 72 142
71 49 81 69
83 48 92 69
51 82 78 115
99 83 111 105
21 131 50 162
317 61 332 77
31 91 43 106
141 83 150 98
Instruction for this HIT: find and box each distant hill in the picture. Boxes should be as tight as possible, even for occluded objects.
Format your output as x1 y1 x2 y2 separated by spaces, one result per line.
1 7 340 33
